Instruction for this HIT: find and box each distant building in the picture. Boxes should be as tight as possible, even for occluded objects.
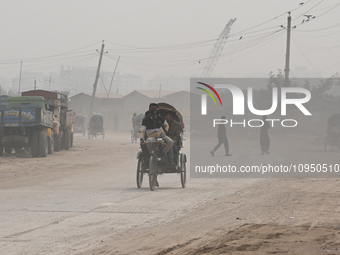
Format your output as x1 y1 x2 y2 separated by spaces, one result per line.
60 66 113 94
114 73 143 95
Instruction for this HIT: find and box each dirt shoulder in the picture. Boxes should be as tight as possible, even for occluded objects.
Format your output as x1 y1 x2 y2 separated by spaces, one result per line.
85 177 340 255
82 134 340 255
1 131 340 255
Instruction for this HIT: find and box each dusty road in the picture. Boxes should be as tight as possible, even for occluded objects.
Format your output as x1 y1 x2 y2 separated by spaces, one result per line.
1 131 340 255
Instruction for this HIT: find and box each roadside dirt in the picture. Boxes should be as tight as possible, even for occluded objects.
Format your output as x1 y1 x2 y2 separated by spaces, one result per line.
1 131 340 255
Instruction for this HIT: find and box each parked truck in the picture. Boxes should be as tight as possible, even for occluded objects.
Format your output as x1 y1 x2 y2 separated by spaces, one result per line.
0 96 53 157
0 90 75 157
21 90 75 152
0 95 9 111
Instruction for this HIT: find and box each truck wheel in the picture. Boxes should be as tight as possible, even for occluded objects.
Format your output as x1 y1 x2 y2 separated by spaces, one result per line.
39 131 48 157
54 134 60 152
63 129 71 150
48 135 54 154
31 132 39 157
5 146 12 154
0 144 3 156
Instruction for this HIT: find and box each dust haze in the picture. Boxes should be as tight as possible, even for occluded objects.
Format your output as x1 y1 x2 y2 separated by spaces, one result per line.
1 1 340 255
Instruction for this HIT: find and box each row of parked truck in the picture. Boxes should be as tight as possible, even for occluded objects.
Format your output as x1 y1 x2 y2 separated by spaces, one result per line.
0 90 75 157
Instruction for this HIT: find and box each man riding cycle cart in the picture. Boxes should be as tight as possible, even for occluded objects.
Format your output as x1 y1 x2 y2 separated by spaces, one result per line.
88 113 105 139
136 103 187 191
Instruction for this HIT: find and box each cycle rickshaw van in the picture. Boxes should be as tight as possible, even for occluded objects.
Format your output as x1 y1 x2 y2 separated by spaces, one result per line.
88 113 105 139
74 114 86 137
131 113 144 143
135 103 187 191
324 113 340 151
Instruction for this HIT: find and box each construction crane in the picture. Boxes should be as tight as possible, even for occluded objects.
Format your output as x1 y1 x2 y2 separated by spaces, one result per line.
201 18 236 78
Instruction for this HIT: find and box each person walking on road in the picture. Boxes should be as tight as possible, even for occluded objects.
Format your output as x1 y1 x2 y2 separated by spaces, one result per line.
260 115 270 155
210 116 232 156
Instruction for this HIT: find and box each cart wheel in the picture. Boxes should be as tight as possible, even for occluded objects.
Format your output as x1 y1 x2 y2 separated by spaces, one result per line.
136 157 143 188
149 156 156 191
180 161 186 188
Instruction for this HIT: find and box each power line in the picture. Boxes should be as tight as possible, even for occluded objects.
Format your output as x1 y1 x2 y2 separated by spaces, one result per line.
291 34 321 77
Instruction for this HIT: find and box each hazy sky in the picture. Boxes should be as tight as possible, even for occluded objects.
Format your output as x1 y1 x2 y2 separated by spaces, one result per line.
1 0 339 90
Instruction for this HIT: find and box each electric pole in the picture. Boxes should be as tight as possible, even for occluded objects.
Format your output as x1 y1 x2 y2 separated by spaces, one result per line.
18 60 22 95
108 56 120 98
284 12 292 86
49 73 52 90
34 78 37 90
88 41 105 119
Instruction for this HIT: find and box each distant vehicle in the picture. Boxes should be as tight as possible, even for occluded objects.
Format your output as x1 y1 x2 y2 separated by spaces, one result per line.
0 96 53 157
324 113 340 151
21 90 75 151
0 95 9 111
88 114 105 139
74 115 86 137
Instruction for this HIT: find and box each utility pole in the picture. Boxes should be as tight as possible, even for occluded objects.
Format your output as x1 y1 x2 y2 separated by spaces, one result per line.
116 73 120 94
108 56 120 98
159 84 162 98
88 41 105 119
48 73 52 90
34 78 37 90
18 60 22 95
284 12 292 86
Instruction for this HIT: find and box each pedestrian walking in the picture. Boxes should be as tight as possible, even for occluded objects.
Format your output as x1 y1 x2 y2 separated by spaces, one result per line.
210 116 232 156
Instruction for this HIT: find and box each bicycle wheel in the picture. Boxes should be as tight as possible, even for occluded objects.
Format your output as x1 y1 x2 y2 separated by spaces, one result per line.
136 157 143 188
149 155 156 191
180 160 186 188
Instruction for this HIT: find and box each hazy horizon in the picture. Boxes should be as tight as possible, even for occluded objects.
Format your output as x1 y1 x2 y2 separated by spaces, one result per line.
0 0 339 93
